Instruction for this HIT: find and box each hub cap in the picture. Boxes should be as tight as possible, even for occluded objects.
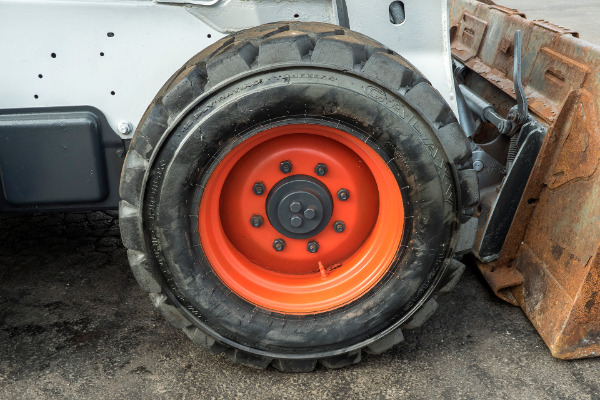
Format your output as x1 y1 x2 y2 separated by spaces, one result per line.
267 175 333 239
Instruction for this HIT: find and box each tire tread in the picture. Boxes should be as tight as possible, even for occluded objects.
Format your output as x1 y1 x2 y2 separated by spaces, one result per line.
120 21 478 372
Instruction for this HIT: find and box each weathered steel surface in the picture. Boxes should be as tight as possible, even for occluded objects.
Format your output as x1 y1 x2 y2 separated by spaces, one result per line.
451 0 600 359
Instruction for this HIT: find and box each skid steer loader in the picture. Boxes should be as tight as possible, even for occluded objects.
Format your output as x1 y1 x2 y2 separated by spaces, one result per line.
0 0 598 370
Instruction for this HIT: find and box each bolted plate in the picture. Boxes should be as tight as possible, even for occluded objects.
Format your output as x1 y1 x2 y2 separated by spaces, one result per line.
266 174 333 239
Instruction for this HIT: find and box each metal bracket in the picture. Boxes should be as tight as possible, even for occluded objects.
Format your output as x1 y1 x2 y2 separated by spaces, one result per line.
473 122 546 262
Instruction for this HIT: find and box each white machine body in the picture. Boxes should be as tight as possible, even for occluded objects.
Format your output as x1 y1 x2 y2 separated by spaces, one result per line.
0 0 456 138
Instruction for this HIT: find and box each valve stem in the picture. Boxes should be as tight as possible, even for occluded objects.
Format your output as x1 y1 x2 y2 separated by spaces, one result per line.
318 261 328 278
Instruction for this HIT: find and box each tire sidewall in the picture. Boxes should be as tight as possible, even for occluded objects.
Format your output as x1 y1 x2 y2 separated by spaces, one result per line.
143 67 457 356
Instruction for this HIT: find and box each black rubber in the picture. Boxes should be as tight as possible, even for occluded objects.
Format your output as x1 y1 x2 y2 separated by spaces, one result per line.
119 22 478 372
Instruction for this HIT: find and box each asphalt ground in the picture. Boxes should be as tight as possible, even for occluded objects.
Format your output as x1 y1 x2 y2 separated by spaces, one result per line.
1 1 599 399
1 211 598 399
500 0 600 42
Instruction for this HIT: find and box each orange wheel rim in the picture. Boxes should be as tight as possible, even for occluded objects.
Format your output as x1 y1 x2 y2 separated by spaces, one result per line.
198 124 404 314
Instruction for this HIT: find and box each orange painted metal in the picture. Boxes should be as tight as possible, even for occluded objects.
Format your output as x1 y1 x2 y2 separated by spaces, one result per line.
198 124 404 314
451 0 600 358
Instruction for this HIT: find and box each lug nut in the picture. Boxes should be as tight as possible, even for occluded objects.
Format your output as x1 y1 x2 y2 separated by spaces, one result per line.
333 220 345 233
289 201 302 213
250 215 263 228
253 182 266 195
304 206 316 220
280 161 293 174
307 240 319 253
337 188 350 201
315 163 328 176
290 214 303 228
273 239 286 252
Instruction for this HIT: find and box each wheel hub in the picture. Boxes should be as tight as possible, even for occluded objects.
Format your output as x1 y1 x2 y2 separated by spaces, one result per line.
199 123 404 313
266 175 333 239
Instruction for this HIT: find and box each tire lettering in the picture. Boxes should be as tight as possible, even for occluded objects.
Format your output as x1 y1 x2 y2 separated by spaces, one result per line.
364 85 406 118
147 160 166 220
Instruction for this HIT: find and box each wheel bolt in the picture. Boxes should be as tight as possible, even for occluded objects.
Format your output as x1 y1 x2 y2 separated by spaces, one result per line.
253 182 266 195
289 201 302 213
337 188 350 201
315 163 328 176
273 239 286 252
304 206 316 220
280 160 293 174
333 220 345 233
290 214 303 228
307 240 319 253
250 215 263 228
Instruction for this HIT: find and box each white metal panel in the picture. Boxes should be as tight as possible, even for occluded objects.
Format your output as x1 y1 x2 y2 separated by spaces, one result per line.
0 0 456 138
0 0 227 139
345 0 457 113
184 0 337 32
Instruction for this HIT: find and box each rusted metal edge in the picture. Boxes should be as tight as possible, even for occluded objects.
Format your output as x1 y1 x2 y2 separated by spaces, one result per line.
450 0 600 359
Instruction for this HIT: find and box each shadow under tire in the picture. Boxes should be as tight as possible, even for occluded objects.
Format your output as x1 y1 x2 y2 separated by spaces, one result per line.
120 22 477 372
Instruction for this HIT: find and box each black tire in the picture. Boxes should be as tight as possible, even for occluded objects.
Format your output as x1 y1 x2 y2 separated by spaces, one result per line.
119 22 478 372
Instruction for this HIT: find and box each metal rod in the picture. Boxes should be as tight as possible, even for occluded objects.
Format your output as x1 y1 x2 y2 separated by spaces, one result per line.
454 77 477 137
459 84 510 135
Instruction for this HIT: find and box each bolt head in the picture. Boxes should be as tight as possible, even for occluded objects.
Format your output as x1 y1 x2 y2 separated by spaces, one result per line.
303 206 316 220
273 239 285 252
289 201 302 213
250 215 263 228
280 161 293 174
315 163 328 176
333 220 345 233
473 160 484 172
290 214 303 228
307 240 319 253
117 121 133 135
337 188 350 201
253 182 266 195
